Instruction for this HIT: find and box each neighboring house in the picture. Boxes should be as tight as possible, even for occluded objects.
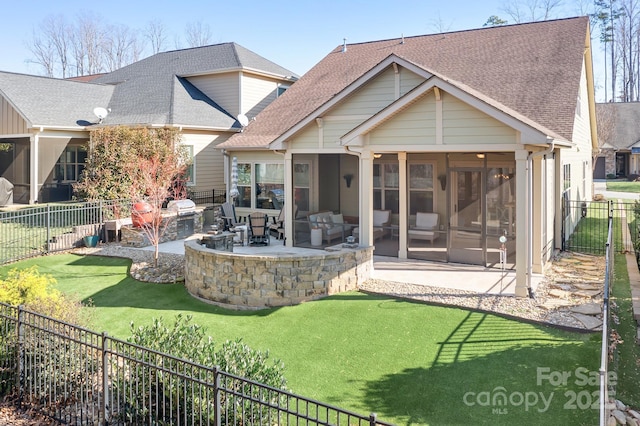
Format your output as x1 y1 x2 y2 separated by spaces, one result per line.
218 17 597 297
0 43 297 204
594 102 640 179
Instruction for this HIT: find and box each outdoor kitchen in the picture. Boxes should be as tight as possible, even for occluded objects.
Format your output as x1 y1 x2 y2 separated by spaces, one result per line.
119 199 203 247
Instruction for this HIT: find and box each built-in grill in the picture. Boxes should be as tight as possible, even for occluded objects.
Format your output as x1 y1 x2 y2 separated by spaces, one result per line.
167 199 196 238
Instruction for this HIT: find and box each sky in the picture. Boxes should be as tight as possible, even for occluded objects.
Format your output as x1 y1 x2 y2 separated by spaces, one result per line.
0 0 606 99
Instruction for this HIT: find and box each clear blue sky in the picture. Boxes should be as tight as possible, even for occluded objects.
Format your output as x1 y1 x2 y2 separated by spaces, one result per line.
0 0 605 99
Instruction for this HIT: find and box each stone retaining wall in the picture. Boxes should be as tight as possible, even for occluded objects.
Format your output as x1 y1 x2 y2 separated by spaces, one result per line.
184 239 373 310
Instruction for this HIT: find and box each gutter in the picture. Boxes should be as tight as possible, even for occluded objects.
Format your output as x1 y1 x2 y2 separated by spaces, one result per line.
525 137 555 297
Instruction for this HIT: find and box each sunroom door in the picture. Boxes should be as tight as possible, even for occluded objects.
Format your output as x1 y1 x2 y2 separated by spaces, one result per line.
449 169 484 265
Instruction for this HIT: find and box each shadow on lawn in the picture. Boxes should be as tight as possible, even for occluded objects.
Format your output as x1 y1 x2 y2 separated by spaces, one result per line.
358 311 601 426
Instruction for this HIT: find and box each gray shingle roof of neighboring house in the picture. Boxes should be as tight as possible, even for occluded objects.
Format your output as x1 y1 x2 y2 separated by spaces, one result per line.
596 102 640 150
220 17 590 149
0 71 114 128
93 42 298 128
0 42 298 131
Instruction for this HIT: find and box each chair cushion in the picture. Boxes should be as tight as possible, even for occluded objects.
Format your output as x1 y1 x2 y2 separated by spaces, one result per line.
373 210 390 227
415 212 438 229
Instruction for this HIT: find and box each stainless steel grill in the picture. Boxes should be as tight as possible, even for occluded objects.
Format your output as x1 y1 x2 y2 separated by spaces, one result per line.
166 199 196 216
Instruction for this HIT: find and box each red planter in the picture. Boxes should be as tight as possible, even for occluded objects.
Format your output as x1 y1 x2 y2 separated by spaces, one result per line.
131 202 153 228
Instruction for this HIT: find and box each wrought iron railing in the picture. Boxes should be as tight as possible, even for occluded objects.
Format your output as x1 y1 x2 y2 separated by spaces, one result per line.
0 304 393 425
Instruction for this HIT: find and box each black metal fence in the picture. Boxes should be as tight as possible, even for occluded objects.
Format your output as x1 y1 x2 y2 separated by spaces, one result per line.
187 189 226 206
0 303 393 426
562 200 637 254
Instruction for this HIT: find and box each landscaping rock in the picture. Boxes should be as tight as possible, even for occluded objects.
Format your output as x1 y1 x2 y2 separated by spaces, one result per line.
612 409 627 424
570 303 602 315
571 313 603 330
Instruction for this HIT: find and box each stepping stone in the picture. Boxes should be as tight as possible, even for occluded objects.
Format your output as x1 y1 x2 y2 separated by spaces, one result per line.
574 264 600 271
570 303 602 315
574 283 602 291
571 313 603 329
549 289 573 299
549 283 574 291
574 289 602 298
557 258 582 264
539 299 574 309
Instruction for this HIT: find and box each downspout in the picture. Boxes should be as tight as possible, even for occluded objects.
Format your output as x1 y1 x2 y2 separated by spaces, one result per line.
526 137 555 297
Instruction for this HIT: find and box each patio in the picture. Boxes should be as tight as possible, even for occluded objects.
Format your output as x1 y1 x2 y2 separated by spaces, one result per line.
142 235 541 297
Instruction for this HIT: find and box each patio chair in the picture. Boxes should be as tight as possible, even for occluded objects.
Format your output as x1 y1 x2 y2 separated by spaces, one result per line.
220 202 245 230
269 208 285 240
248 212 270 246
408 212 439 245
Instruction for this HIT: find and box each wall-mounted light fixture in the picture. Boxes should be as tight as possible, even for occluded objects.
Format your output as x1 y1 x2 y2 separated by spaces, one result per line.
343 173 354 188
476 153 485 159
437 174 447 191
373 153 382 159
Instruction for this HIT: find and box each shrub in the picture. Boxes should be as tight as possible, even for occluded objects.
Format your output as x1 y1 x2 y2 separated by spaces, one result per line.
120 314 288 424
0 266 92 325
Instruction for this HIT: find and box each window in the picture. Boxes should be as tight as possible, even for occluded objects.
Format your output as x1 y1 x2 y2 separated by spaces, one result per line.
293 162 310 212
54 146 87 182
255 163 284 210
408 163 434 215
234 162 284 210
184 145 195 185
373 163 399 214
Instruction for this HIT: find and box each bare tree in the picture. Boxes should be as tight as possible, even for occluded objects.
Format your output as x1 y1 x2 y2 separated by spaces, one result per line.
104 25 143 72
145 19 168 54
27 15 72 77
500 0 564 23
184 21 212 47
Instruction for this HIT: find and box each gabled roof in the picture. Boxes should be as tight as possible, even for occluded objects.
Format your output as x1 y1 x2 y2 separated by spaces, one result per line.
596 102 640 150
93 42 298 129
220 17 589 149
0 71 114 129
0 42 298 132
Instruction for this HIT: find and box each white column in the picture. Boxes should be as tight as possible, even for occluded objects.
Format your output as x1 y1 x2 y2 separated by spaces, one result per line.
29 133 39 204
398 152 407 258
284 152 293 247
359 150 374 247
515 149 529 297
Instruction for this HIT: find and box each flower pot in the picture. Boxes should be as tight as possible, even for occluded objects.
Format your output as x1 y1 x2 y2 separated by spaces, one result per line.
83 235 99 248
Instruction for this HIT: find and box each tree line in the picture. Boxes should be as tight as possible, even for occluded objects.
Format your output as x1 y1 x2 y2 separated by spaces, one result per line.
27 12 215 78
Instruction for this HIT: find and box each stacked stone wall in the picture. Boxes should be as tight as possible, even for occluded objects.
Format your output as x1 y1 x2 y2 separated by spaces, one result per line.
184 239 373 309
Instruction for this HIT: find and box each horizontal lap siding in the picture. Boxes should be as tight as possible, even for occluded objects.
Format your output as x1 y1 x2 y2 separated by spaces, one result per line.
400 69 426 96
442 94 516 144
241 74 279 118
183 132 229 191
188 73 239 118
370 92 437 145
331 67 397 116
0 97 27 134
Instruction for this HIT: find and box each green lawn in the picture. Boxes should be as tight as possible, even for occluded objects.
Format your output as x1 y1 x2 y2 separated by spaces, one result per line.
1 254 600 425
607 180 640 193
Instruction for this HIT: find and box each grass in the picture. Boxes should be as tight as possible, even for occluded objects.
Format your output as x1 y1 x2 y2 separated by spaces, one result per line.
610 253 640 408
607 180 640 193
0 254 601 425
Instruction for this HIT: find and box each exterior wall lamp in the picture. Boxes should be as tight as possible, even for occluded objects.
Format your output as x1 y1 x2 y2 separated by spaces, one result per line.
343 174 354 188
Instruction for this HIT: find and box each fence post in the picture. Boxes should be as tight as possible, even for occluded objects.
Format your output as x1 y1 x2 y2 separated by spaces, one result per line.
16 305 24 401
102 332 109 425
46 204 51 254
369 412 377 426
213 366 221 426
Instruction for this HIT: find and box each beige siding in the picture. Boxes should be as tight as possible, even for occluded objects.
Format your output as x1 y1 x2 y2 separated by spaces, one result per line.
564 59 594 200
399 68 426 96
0 96 28 134
289 123 320 149
322 120 363 146
241 74 280 118
182 132 230 191
442 93 517 144
330 67 397 116
188 73 240 117
370 91 437 145
38 137 71 184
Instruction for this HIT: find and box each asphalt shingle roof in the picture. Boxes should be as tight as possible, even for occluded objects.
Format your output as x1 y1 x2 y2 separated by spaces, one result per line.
596 102 640 149
220 17 589 149
0 42 297 130
0 72 113 128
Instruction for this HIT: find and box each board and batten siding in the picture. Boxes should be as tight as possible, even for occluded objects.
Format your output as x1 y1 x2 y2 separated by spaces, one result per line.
0 96 28 134
182 132 230 191
187 73 240 118
241 74 280 118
